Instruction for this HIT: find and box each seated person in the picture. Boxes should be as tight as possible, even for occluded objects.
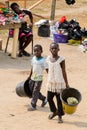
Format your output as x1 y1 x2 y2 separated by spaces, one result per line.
10 2 33 57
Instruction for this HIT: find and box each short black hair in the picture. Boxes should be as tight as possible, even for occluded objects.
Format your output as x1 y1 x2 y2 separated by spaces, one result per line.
34 44 43 51
10 2 19 10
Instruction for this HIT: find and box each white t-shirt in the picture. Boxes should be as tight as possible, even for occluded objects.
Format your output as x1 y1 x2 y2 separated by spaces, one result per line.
31 56 48 81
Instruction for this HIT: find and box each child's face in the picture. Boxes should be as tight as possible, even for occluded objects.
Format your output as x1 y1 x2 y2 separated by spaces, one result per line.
34 46 42 58
12 5 20 14
50 44 59 55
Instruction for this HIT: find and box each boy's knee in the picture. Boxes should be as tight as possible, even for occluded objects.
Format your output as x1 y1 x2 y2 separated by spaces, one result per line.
19 36 26 42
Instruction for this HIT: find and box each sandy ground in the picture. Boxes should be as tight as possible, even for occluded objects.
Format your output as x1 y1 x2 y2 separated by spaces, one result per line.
0 0 87 130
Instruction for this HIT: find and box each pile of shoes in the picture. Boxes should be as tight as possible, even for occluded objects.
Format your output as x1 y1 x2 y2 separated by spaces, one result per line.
58 16 87 41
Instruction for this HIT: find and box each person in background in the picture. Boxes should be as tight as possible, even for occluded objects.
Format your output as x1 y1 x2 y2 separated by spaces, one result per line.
46 42 69 123
27 44 48 111
10 2 33 57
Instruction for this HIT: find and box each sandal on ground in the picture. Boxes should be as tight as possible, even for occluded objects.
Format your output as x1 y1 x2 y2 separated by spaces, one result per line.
18 53 23 57
58 116 63 123
41 98 47 107
23 50 30 56
27 105 36 111
8 53 11 56
48 111 58 119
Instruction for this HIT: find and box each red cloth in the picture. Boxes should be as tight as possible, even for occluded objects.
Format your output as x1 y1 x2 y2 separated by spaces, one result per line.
59 16 66 23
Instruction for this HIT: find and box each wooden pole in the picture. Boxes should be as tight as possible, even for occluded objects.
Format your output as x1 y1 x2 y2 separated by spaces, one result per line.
24 0 26 8
50 0 56 21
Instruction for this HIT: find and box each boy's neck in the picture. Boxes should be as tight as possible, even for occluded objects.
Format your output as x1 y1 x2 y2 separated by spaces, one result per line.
35 56 43 60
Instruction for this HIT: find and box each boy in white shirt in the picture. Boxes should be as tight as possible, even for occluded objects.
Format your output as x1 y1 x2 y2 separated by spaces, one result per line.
28 44 48 110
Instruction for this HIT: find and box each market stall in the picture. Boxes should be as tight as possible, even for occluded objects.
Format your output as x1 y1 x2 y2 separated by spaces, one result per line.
0 2 24 58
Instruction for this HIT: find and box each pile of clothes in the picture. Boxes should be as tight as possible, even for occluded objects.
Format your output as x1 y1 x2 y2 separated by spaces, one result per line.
0 2 24 25
78 38 87 53
58 16 87 41
52 16 87 45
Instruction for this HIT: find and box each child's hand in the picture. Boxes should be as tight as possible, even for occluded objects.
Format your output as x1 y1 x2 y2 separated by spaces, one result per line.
66 84 70 89
28 23 33 28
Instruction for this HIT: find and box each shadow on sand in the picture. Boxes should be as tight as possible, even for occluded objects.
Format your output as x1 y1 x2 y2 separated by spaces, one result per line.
65 120 87 128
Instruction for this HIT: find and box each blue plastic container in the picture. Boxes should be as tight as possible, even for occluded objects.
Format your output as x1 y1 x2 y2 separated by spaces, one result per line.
53 33 68 43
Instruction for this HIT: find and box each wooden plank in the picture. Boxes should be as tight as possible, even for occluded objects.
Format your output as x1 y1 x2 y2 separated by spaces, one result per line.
32 13 47 19
0 23 21 58
29 0 45 10
11 27 19 58
0 23 21 30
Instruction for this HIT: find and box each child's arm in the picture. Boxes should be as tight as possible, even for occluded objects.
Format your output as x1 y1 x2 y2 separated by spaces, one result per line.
60 60 69 88
27 68 32 80
44 57 48 73
45 69 48 73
